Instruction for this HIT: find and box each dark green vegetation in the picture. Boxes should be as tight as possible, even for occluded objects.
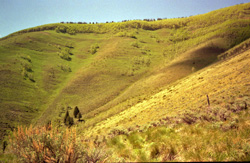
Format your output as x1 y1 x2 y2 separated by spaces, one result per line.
1 3 250 162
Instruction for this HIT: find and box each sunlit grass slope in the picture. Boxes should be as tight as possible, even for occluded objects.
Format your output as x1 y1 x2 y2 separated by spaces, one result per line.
0 2 250 146
85 38 250 135
101 42 250 162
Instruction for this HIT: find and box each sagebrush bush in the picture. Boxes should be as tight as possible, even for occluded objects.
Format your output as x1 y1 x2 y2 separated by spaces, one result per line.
20 61 32 72
58 51 71 61
90 44 100 54
27 73 35 82
19 54 31 62
131 41 140 48
8 124 110 162
116 32 137 38
21 68 28 78
8 125 82 162
115 31 126 37
59 64 72 72
65 42 74 48
83 146 109 163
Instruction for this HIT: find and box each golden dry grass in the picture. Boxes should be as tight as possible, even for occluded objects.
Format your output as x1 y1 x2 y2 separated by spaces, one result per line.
84 47 250 138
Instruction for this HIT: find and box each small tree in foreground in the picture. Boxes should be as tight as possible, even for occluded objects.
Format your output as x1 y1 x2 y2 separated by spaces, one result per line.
73 106 80 118
63 110 69 123
65 116 74 127
63 110 74 127
2 140 7 153
77 112 82 121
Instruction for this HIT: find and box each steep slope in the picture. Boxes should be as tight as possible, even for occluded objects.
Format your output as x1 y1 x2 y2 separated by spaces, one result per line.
100 40 250 162
84 38 250 137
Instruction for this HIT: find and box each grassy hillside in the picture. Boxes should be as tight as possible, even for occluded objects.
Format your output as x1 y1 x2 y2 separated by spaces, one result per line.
102 41 250 161
1 2 250 162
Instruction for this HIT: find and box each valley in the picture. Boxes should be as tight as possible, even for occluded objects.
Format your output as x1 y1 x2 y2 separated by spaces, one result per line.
1 2 250 162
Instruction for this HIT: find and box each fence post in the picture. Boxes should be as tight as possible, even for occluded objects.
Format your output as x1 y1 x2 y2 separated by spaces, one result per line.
207 95 210 106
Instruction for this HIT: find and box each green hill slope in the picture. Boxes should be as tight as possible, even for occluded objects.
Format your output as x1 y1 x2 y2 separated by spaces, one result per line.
0 3 250 160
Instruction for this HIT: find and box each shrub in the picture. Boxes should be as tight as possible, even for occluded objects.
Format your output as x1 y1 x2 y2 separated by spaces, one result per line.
58 51 71 61
83 144 109 162
146 58 151 67
110 127 128 136
132 56 150 67
133 56 144 65
66 28 76 35
65 42 74 48
150 144 160 159
55 25 67 33
63 47 73 55
182 112 197 124
160 144 177 161
127 33 137 39
131 41 140 48
28 73 35 82
90 44 100 54
21 68 28 79
116 32 126 37
59 64 72 72
20 61 32 72
116 32 137 39
8 125 83 162
155 38 164 43
139 39 146 43
19 54 31 62
18 55 34 80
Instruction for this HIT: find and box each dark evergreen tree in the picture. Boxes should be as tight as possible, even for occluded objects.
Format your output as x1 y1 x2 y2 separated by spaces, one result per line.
77 112 82 121
73 106 80 118
64 110 69 124
65 115 74 127
66 116 74 127
65 116 69 125
2 140 7 153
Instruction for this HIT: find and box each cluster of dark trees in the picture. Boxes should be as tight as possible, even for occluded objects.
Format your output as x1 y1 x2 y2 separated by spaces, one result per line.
121 18 164 22
60 21 99 25
63 106 84 127
59 18 169 25
143 18 157 21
